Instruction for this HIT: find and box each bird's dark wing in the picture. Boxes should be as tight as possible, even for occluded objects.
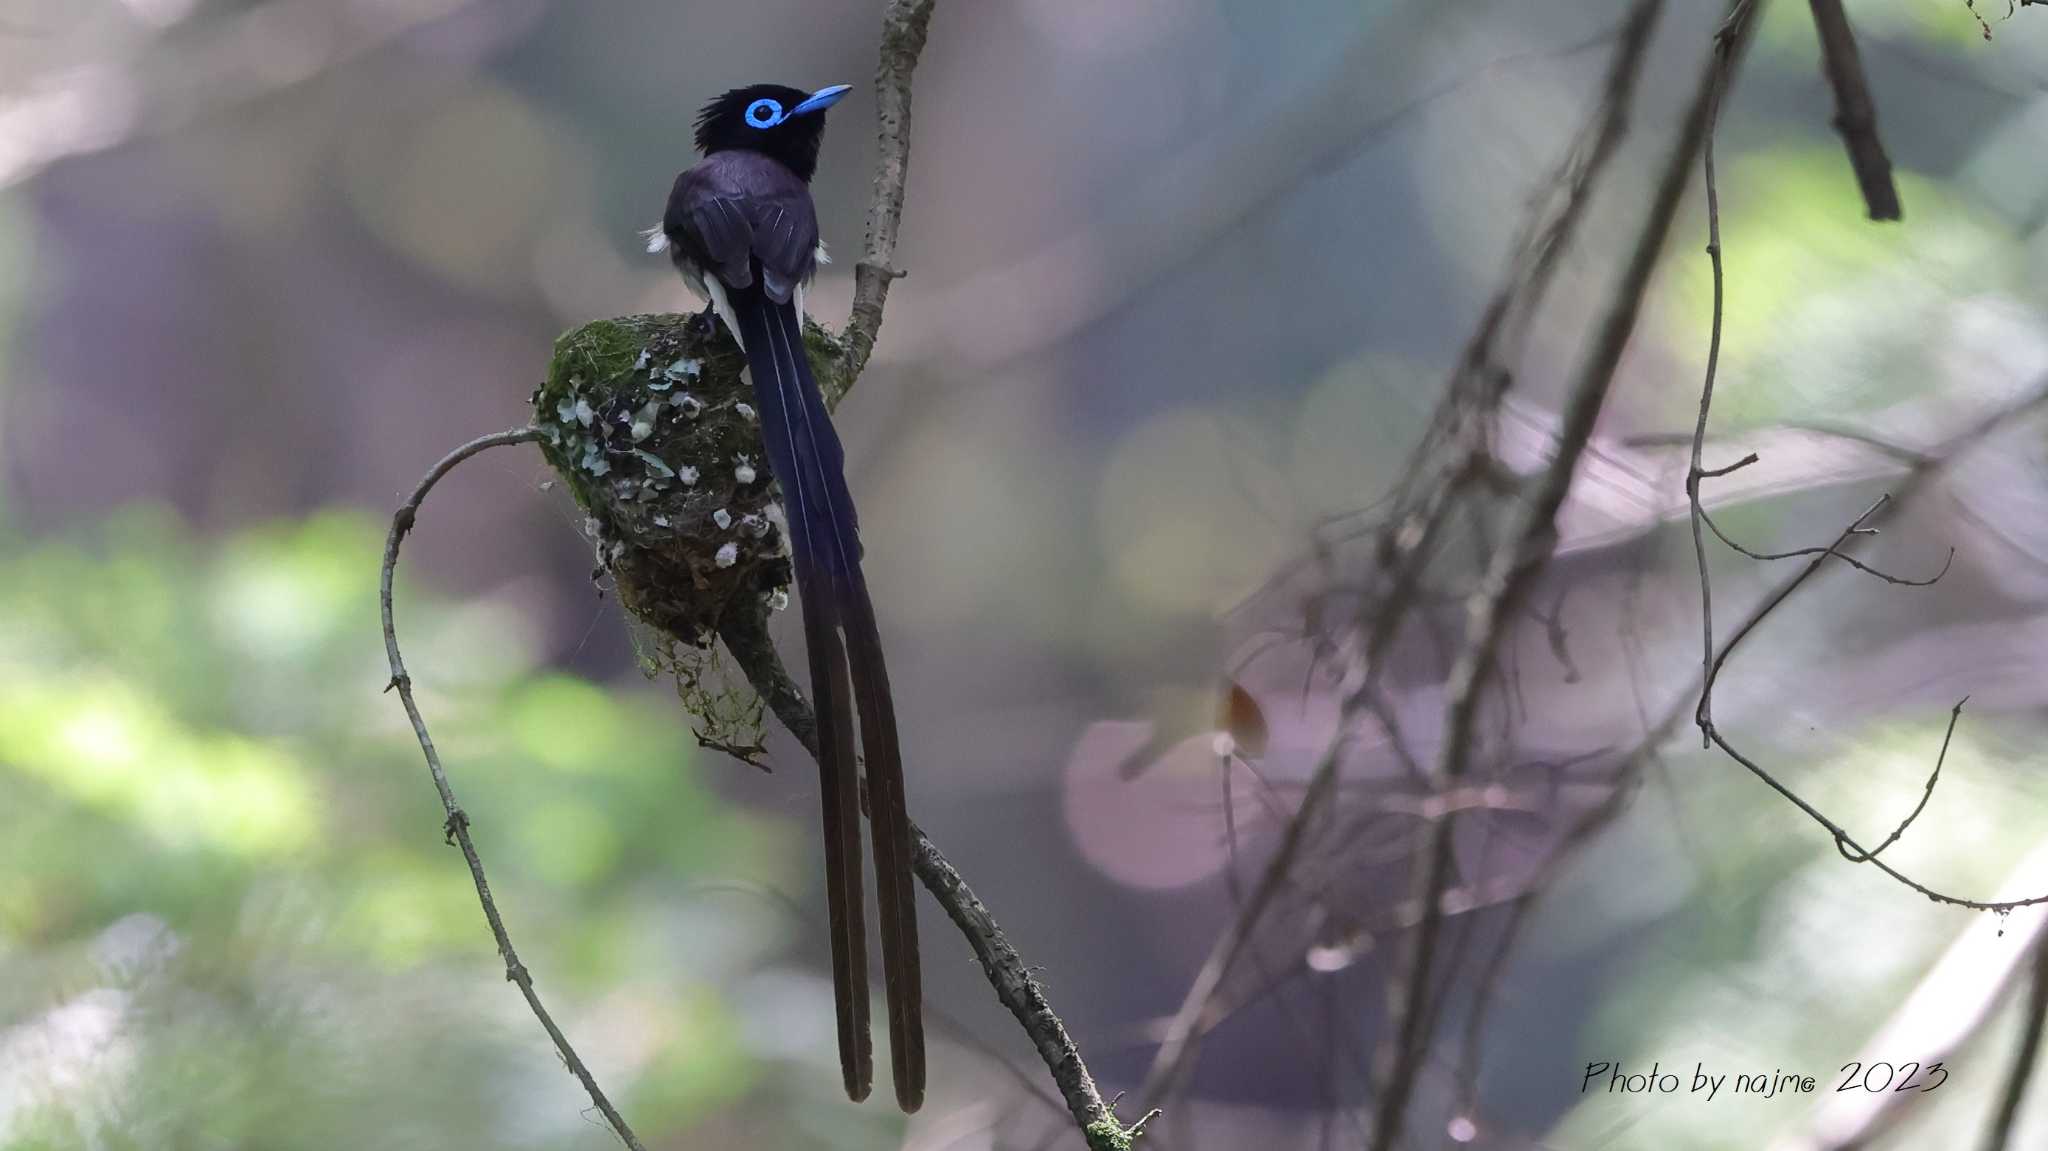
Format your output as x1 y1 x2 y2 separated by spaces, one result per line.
663 151 820 302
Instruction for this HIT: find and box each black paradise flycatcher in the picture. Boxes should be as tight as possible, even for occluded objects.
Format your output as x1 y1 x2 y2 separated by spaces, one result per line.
654 82 924 1112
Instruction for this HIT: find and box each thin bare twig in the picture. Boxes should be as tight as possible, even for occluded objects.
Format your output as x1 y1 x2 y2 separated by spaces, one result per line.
1458 374 2048 1122
1137 464 1452 1106
837 0 938 392
1840 698 1967 863
1686 0 1756 748
379 426 648 1151
1698 503 1955 586
1686 0 2048 914
1807 0 1902 220
1697 451 1759 478
1369 5 1757 1145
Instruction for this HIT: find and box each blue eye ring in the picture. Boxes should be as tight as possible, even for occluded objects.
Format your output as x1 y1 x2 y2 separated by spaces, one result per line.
745 98 784 128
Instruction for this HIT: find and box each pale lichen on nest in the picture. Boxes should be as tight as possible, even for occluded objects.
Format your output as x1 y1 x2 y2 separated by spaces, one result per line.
529 311 848 753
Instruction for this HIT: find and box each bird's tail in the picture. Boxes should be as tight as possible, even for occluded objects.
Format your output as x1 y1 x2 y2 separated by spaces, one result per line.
726 282 925 1113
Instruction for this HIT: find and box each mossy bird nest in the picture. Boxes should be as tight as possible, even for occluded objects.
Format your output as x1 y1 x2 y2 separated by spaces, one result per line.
530 312 853 753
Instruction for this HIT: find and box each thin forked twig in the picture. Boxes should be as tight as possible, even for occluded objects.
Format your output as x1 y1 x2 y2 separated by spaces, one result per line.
1698 503 1955 586
715 607 1139 1151
378 426 649 1151
1685 0 1754 748
1839 697 1967 864
1686 3 2048 912
1458 374 2048 1122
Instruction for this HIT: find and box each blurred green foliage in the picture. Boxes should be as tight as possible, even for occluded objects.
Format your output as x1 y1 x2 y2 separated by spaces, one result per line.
0 507 885 1148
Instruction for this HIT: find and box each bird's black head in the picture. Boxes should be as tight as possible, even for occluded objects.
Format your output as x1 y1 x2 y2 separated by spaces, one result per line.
693 82 850 183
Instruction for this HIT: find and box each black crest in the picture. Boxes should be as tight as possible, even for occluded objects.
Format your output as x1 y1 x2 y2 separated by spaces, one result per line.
694 84 832 183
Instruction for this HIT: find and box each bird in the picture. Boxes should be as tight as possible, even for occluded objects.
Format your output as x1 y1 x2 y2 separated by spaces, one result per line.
653 82 924 1112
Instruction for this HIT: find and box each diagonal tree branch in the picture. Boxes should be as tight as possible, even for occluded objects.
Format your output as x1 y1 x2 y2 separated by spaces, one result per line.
378 426 649 1151
1807 0 1902 220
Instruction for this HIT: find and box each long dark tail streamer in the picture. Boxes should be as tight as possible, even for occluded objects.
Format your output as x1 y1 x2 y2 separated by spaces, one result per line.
729 282 925 1112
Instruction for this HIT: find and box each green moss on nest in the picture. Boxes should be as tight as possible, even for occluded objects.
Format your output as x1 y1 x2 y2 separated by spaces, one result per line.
533 312 780 647
529 312 852 747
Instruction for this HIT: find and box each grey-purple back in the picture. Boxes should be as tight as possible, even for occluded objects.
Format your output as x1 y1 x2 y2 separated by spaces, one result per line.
663 150 821 304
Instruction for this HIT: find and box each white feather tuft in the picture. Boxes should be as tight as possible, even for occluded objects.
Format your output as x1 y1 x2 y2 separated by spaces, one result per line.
642 225 670 255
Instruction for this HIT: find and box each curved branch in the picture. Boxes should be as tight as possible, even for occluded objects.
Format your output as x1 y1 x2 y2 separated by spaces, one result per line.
1837 697 1966 863
1138 0 1671 1117
1685 0 1754 746
1699 502 1955 586
378 426 649 1151
384 432 1142 1150
1370 2 1721 1143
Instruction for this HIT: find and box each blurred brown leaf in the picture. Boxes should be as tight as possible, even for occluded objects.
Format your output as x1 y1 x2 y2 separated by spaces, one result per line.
1219 680 1269 760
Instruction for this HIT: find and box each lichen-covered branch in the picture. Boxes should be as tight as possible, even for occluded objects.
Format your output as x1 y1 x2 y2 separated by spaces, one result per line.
837 0 938 390
717 606 1146 1151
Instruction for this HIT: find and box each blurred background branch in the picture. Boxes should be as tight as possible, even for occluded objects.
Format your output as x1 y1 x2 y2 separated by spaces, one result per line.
1687 0 2048 914
719 605 1139 1150
1980 932 2048 1151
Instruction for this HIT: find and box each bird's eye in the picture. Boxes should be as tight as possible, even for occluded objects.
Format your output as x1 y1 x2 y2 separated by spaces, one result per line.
745 99 783 128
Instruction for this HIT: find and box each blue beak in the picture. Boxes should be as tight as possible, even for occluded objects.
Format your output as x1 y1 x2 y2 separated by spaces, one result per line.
791 84 852 117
